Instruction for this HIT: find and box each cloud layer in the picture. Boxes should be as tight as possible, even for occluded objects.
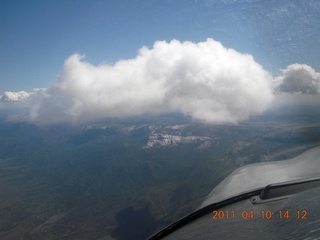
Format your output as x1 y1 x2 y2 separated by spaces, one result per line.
274 64 320 94
4 41 320 125
26 39 274 125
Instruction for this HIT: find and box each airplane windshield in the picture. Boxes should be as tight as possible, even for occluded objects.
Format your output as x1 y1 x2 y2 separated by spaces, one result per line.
0 1 319 239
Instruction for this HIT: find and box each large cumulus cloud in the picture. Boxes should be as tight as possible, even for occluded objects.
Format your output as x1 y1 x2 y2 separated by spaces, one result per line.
14 39 275 125
274 64 320 94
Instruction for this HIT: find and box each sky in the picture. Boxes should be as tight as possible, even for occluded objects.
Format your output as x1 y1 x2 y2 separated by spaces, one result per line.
1 0 320 125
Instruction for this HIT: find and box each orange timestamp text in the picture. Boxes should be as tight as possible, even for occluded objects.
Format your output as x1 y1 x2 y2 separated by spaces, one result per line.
212 210 308 220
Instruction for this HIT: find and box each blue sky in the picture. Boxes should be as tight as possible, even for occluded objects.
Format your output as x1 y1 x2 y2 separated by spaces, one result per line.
1 0 319 93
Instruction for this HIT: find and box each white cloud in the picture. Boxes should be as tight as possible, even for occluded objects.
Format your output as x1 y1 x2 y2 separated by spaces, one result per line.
274 64 320 94
0 91 31 102
22 39 274 125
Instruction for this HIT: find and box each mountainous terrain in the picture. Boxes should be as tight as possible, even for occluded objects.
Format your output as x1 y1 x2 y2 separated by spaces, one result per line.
0 107 320 240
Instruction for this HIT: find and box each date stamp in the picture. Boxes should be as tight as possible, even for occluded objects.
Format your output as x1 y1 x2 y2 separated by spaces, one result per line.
212 210 308 220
